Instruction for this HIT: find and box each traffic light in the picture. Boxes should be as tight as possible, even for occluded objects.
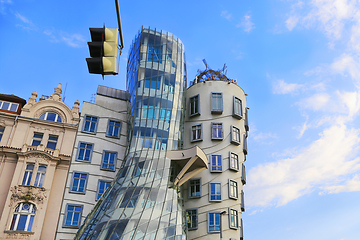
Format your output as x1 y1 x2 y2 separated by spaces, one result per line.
86 27 119 75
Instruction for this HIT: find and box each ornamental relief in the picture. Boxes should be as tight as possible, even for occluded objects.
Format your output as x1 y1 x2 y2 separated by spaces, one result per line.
9 186 47 207
5 232 32 239
24 153 51 164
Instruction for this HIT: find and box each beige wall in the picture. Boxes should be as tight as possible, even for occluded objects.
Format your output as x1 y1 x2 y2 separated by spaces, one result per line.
0 84 79 240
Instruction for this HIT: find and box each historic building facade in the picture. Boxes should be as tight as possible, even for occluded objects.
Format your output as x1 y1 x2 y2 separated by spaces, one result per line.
0 84 80 240
55 85 130 240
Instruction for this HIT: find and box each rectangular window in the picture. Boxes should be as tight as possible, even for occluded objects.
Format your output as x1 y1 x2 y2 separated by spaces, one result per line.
241 163 246 184
31 133 43 147
189 95 200 117
211 123 223 140
189 179 201 198
0 100 19 112
22 164 34 186
70 172 88 193
191 124 202 142
229 179 238 199
46 135 58 150
132 161 145 177
229 209 239 229
77 142 93 162
101 151 117 171
211 92 223 113
34 165 47 187
229 152 239 171
209 182 222 201
208 212 220 232
230 126 241 145
0 127 4 142
186 209 198 230
210 155 222 172
63 204 83 228
233 96 242 119
107 120 121 138
82 115 98 134
96 180 111 200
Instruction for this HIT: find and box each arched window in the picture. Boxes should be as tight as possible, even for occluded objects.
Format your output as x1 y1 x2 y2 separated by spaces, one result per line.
39 112 62 123
10 203 36 231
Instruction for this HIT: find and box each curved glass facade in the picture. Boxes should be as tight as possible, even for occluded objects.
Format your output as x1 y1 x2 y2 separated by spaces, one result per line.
76 27 187 240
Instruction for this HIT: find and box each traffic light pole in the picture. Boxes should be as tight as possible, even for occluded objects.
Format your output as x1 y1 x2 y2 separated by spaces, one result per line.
115 0 124 51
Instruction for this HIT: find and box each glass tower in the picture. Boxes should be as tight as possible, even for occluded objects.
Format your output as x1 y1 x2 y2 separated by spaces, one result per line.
76 27 187 240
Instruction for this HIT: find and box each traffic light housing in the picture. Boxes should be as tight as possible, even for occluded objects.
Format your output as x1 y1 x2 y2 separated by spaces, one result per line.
86 27 119 75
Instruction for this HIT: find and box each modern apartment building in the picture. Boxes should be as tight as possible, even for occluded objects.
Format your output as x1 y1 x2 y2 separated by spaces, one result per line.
75 27 248 240
55 85 130 240
0 84 80 240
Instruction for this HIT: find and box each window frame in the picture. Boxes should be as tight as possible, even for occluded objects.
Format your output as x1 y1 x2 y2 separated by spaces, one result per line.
69 171 89 194
191 123 203 142
33 165 47 187
208 211 221 233
186 208 198 230
81 115 99 134
210 154 222 172
211 122 223 140
189 94 200 117
63 203 83 228
229 152 239 171
0 100 19 112
76 141 94 162
22 164 35 186
100 150 117 171
96 179 112 200
209 182 222 202
39 112 62 122
106 119 121 138
0 126 4 142
46 135 58 150
31 132 43 147
228 208 239 229
230 125 241 145
233 96 243 119
228 179 238 200
188 178 201 199
211 92 223 114
9 202 36 232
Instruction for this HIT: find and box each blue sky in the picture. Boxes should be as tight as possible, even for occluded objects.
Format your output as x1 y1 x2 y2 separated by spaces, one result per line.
1 0 360 239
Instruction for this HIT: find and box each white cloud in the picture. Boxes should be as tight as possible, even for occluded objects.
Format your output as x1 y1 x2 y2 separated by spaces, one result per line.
221 10 232 21
286 15 299 30
272 79 303 94
61 33 86 48
15 12 31 24
237 12 255 33
320 174 360 194
252 132 278 142
332 54 360 86
298 93 330 111
0 0 11 14
247 124 360 207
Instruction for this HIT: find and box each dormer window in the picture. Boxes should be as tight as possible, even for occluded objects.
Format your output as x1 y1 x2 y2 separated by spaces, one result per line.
0 100 19 112
39 112 62 123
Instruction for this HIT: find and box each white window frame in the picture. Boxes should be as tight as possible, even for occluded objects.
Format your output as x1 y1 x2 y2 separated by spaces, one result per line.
208 211 221 233
209 182 222 202
229 208 239 229
188 178 201 198
31 132 43 147
0 100 19 112
189 94 200 117
228 179 238 200
191 123 202 142
211 92 223 114
229 152 239 171
9 203 36 232
211 122 223 140
186 208 198 230
230 125 241 145
33 165 47 187
46 135 58 150
210 154 222 172
39 112 62 122
82 115 99 134
22 164 35 186
233 96 242 119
